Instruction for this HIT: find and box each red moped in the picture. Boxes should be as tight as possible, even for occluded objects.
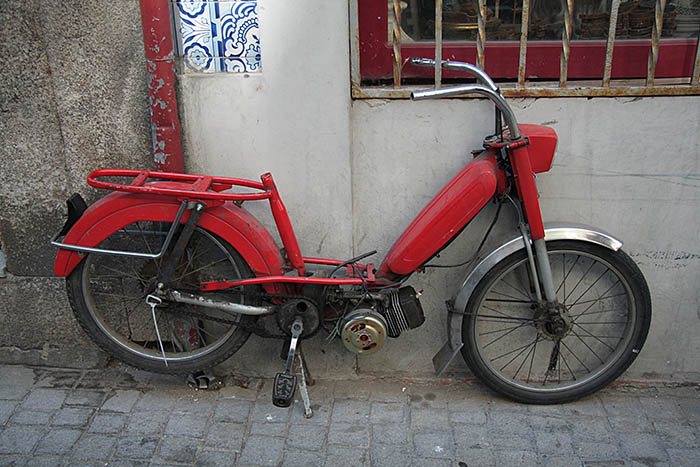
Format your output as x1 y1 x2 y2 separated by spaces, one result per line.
52 59 651 412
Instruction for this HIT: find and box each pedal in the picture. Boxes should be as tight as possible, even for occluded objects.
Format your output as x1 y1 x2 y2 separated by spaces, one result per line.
272 317 304 408
272 372 297 407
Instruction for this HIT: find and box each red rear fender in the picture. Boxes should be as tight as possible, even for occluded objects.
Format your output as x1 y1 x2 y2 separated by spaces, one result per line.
53 189 287 294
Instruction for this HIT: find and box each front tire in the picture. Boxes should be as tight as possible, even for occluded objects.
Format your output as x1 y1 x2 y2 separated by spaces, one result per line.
461 240 651 404
66 221 257 374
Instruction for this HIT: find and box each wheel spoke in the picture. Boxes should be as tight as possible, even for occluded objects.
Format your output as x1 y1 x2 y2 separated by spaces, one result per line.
569 329 606 364
482 322 530 349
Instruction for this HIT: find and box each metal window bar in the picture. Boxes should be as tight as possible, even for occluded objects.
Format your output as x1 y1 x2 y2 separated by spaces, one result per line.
350 0 700 98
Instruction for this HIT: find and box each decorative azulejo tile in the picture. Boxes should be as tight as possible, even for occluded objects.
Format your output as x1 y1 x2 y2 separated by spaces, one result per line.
175 1 260 73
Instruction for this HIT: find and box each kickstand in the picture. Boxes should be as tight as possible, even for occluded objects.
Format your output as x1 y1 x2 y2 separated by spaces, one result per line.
295 343 313 418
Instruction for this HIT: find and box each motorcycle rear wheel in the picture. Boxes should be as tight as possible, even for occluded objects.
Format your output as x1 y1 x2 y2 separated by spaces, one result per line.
66 221 257 374
461 240 651 404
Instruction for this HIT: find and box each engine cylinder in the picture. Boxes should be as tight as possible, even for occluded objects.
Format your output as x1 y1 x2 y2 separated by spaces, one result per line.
341 309 387 355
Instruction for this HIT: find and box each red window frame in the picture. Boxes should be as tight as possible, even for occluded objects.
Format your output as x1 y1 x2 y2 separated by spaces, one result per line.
358 1 698 82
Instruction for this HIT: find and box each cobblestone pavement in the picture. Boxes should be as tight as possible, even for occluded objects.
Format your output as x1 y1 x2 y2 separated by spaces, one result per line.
0 364 699 466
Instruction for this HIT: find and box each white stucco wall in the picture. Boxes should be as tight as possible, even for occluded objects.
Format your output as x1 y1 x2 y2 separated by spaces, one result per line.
177 1 700 380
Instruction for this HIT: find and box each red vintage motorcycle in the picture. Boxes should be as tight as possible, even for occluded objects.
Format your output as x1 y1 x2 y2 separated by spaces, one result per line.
52 59 651 412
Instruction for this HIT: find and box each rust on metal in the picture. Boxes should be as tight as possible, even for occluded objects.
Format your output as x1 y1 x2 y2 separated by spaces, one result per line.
477 0 487 70
646 0 667 87
435 0 443 88
560 0 574 88
349 0 361 90
392 0 402 88
603 0 621 88
518 0 531 88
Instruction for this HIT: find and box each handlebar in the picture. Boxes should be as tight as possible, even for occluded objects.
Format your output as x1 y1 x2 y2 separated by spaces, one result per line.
409 58 521 139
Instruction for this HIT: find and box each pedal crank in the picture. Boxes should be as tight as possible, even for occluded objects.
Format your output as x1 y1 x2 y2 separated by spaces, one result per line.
272 318 303 408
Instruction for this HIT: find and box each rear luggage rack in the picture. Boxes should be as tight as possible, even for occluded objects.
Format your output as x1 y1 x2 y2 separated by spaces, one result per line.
86 169 273 201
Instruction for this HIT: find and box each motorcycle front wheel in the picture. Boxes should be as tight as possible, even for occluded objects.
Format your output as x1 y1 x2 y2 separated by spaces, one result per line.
66 221 257 374
461 240 651 404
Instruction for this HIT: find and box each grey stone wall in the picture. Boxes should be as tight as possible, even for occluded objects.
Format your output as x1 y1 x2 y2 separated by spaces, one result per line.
0 0 152 366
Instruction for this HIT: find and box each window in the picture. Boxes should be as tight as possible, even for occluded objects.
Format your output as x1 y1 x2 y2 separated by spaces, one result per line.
351 0 700 97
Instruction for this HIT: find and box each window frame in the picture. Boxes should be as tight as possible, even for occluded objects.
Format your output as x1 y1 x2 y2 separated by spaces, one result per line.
351 0 700 98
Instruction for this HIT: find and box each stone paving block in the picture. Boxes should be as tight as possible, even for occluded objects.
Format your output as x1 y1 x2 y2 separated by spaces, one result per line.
371 422 409 445
325 444 369 467
652 421 699 448
369 401 405 424
0 387 29 402
412 431 454 458
528 414 572 432
101 390 141 413
285 424 326 451
25 455 62 466
483 431 535 451
410 457 453 467
20 389 65 411
164 413 208 438
156 435 200 464
304 379 334 402
9 410 52 426
34 371 81 389
51 407 94 427
114 435 159 459
453 424 489 450
71 433 117 461
677 398 700 423
666 447 700 465
495 449 539 465
575 441 623 461
330 399 370 424
541 454 584 467
172 392 216 414
486 411 533 434
249 421 286 437
617 432 669 462
602 396 644 417
125 410 168 435
250 399 291 424
454 447 496 466
291 400 331 424
332 379 372 400
368 444 407 467
607 414 653 433
213 400 252 423
535 430 575 456
194 448 237 467
281 449 323 467
34 428 82 455
238 435 284 466
569 418 616 442
0 401 18 425
108 459 150 467
409 407 449 431
88 412 127 434
448 407 487 425
203 422 245 450
368 380 410 403
328 422 369 447
408 390 448 409
133 391 176 411
64 389 106 407
0 455 28 466
637 396 685 421
0 425 45 454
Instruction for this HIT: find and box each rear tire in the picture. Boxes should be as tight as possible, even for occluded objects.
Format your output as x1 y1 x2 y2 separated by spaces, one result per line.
461 240 651 404
66 221 257 374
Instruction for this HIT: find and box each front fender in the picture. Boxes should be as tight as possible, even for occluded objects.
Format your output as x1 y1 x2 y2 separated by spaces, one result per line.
432 223 623 375
53 190 287 294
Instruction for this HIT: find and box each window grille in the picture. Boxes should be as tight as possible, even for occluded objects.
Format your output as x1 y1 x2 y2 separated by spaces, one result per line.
350 0 700 97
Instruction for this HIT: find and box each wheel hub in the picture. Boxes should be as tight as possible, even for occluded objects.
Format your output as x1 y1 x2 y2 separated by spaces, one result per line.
537 302 573 340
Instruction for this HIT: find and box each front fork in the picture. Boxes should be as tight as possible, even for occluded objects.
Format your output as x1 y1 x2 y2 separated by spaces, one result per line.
508 143 557 304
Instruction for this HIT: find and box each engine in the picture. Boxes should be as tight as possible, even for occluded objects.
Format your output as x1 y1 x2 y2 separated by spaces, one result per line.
341 286 425 355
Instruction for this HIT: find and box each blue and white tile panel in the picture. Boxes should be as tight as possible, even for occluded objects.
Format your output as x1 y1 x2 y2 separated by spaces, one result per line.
175 1 260 73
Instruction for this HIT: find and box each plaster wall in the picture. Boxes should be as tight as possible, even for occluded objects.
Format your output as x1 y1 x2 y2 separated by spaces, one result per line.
180 2 700 381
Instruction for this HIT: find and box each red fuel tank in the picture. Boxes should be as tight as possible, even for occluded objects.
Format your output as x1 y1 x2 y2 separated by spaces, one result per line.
378 153 500 278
